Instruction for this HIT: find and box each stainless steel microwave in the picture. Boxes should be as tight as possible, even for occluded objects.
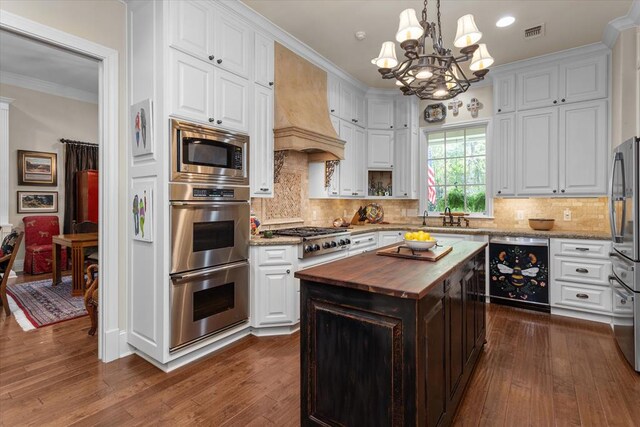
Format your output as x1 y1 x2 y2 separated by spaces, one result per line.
171 119 249 185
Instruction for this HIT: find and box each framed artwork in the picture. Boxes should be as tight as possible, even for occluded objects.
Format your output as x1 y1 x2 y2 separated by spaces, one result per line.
131 183 153 242
17 191 58 213
424 103 447 123
130 99 154 157
17 150 57 186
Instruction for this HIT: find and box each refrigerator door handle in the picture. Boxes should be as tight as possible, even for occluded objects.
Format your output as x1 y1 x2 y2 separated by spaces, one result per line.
609 152 625 243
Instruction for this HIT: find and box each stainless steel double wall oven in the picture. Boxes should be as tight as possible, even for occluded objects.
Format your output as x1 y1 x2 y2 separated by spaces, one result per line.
169 119 250 351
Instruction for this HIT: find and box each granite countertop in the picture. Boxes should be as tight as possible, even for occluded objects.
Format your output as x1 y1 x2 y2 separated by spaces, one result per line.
250 224 610 246
295 240 487 299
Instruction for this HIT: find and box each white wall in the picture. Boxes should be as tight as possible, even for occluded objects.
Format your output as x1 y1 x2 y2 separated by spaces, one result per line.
1 83 98 267
611 26 639 148
0 0 128 327
419 84 493 128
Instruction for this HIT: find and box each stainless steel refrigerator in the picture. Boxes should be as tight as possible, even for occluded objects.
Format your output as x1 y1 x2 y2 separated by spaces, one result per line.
609 136 640 372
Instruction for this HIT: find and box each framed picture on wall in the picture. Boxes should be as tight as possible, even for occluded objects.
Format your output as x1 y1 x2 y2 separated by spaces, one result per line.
131 183 153 242
17 150 57 186
17 191 58 213
130 98 154 157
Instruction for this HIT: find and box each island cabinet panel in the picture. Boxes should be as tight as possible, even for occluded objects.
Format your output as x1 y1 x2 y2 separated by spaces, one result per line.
299 245 487 427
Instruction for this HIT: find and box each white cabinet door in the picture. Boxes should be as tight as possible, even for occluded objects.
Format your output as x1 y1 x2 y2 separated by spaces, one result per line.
251 84 274 197
214 68 249 132
339 84 355 123
493 113 516 196
559 54 607 104
255 265 296 326
354 92 366 127
516 107 559 195
517 66 559 110
339 120 356 196
169 0 214 61
393 129 411 197
367 99 394 129
558 100 607 195
394 97 410 129
367 130 394 168
353 127 367 196
378 231 404 247
170 49 214 124
214 13 252 79
493 74 516 114
254 32 274 88
327 74 340 117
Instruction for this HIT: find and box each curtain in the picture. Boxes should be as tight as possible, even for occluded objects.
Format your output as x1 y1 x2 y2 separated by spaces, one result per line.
63 143 99 234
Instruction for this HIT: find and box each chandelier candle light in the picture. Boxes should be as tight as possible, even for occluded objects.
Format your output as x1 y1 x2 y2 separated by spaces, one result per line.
373 0 494 100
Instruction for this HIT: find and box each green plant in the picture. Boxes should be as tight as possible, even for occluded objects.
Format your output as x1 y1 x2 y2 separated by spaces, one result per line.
447 187 464 211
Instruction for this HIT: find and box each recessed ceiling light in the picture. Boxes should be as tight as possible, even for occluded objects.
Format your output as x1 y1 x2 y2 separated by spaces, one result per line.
496 16 515 28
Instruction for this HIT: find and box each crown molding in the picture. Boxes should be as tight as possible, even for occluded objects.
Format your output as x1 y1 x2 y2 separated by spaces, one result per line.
603 0 640 47
0 96 14 108
0 70 98 104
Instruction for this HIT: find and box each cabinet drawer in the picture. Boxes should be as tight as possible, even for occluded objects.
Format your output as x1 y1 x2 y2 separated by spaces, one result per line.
552 282 612 313
553 257 611 285
257 246 295 266
350 233 377 250
551 239 611 259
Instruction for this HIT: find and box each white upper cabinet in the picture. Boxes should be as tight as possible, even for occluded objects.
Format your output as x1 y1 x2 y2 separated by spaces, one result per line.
254 32 274 88
394 98 410 129
354 92 366 127
169 0 214 61
251 84 274 197
339 84 355 123
339 121 356 196
367 98 395 129
327 74 341 117
559 54 607 104
214 68 249 132
558 100 607 195
516 107 559 195
493 74 516 114
214 13 252 79
367 130 394 168
393 129 411 197
170 49 214 123
353 128 367 195
493 113 516 196
517 65 559 111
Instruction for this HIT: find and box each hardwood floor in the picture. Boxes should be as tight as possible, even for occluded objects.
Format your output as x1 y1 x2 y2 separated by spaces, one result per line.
1 294 638 426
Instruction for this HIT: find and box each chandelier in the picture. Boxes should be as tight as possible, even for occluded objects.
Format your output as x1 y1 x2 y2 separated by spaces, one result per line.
372 0 494 100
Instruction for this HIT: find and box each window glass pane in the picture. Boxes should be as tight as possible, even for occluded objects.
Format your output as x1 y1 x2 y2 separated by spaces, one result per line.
466 157 486 184
446 186 465 211
445 129 465 157
466 185 486 213
445 158 464 186
429 159 445 185
465 131 486 156
428 137 445 159
427 186 445 212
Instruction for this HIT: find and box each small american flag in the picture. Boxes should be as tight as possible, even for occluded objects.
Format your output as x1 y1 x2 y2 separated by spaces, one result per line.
427 146 436 204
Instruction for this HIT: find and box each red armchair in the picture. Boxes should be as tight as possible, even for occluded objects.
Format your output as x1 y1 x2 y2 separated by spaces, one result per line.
23 216 67 274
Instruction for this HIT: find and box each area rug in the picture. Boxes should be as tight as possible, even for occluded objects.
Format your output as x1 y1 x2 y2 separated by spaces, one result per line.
6 276 87 330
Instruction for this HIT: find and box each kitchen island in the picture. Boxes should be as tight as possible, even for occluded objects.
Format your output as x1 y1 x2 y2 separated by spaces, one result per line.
295 240 487 427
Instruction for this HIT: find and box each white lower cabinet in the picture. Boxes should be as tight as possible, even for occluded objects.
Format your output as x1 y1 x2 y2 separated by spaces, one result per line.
251 246 298 328
349 232 378 256
378 231 404 247
550 238 613 322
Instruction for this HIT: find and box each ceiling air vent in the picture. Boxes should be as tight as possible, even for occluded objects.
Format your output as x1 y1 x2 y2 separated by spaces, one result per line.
524 24 545 39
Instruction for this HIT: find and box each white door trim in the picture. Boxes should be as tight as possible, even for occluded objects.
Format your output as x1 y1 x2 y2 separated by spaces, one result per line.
0 11 121 362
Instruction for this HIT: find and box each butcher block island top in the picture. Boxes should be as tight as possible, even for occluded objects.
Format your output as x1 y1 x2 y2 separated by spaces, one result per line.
295 240 487 299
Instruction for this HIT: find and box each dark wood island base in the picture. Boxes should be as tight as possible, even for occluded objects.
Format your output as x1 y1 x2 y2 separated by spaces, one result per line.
296 241 488 427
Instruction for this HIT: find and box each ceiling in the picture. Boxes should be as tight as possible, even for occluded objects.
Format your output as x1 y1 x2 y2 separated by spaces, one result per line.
242 0 633 88
0 29 99 98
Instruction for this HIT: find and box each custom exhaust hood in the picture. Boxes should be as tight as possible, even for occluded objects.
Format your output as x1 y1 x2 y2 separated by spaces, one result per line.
274 43 345 161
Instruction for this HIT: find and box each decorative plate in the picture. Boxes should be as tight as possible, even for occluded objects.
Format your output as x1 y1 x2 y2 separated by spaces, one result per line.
424 103 447 123
365 203 384 223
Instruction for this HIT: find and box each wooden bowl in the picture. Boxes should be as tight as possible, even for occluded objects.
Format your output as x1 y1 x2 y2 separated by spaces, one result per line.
528 218 555 231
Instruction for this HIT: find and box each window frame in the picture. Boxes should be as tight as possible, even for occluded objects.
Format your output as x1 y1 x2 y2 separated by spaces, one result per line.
419 119 493 218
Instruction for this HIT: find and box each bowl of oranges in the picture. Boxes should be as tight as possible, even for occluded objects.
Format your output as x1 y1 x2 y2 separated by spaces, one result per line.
403 230 437 250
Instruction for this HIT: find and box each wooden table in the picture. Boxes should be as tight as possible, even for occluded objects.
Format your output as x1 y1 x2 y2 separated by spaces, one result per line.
52 233 98 296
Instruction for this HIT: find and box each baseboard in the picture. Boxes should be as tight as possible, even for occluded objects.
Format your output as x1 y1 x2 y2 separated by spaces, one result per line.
103 327 121 362
550 306 613 324
119 330 133 358
250 324 300 337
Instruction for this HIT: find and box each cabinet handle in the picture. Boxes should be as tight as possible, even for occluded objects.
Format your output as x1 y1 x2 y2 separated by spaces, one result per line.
498 108 502 112
269 82 274 86
286 269 290 274
352 119 356 122
259 187 269 192
553 189 557 193
576 293 589 299
330 109 335 113
368 237 374 241
561 189 565 193
497 190 502 194
217 120 222 125
561 99 566 102
575 247 590 252
208 55 215 60
576 268 589 274
209 118 215 122
217 59 223 64
553 100 558 104
355 119 358 123
404 193 407 196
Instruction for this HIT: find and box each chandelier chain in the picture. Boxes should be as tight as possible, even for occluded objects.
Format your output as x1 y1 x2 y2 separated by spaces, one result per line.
422 0 428 23
437 0 443 48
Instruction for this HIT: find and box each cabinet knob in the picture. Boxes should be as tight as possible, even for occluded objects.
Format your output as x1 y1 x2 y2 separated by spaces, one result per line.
209 118 215 122
553 100 558 104
497 190 502 194
355 119 358 123
390 165 393 168
561 99 566 102
208 55 215 61
404 124 407 127
286 269 291 274
553 189 557 193
390 126 393 129
498 108 502 112
576 293 589 299
352 119 356 122
217 59 223 64
269 82 274 86
404 193 407 196
217 120 222 125
330 109 335 113
561 189 565 193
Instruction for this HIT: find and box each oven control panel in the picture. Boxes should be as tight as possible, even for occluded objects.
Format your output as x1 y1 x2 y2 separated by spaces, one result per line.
169 182 250 202
192 188 235 198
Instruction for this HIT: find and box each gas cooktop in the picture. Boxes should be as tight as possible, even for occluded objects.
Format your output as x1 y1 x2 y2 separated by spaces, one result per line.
272 227 348 238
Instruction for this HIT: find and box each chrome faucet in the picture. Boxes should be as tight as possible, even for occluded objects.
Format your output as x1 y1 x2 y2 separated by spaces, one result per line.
422 210 428 226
